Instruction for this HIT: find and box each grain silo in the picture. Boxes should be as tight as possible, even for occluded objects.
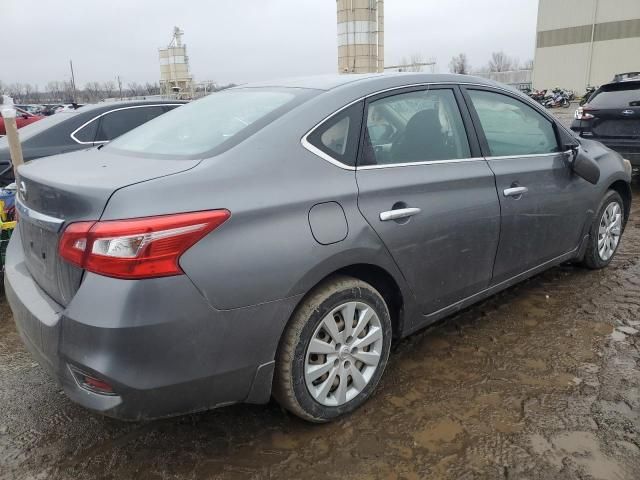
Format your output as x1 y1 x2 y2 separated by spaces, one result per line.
159 27 194 98
337 0 384 74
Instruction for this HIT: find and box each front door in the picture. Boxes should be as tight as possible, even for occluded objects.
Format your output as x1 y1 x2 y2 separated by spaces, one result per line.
463 87 592 284
355 86 501 315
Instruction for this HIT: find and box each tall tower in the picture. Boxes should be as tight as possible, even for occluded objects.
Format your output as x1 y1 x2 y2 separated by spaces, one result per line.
159 27 194 98
337 0 384 74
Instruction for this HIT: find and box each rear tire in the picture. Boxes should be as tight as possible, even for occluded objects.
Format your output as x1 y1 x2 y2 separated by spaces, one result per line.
273 275 392 423
582 190 625 269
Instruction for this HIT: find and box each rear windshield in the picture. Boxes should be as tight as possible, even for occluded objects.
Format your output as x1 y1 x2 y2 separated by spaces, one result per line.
589 83 640 108
108 88 314 158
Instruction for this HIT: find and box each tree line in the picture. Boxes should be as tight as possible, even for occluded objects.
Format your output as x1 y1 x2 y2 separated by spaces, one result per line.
449 51 533 75
0 79 164 104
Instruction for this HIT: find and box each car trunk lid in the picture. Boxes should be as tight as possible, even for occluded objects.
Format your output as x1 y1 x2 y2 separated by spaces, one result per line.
16 149 201 306
587 106 640 139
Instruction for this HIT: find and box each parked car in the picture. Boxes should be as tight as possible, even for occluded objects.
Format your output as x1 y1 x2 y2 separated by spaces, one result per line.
0 100 186 185
5 74 632 423
15 104 45 115
572 73 640 168
54 103 85 113
0 106 44 136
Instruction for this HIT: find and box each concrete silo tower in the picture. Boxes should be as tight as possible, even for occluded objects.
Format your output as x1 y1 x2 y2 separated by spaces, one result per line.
159 27 194 98
337 0 384 74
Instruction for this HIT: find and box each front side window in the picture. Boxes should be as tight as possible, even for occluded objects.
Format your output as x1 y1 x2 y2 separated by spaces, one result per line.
362 89 471 166
468 90 559 157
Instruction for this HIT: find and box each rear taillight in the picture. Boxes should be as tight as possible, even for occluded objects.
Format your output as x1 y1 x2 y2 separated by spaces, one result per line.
575 106 595 120
59 210 230 279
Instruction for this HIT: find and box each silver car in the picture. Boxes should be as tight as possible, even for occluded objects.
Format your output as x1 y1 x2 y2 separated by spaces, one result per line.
6 74 632 422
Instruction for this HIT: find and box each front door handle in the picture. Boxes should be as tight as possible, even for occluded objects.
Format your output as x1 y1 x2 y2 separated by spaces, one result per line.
379 207 421 221
503 186 528 198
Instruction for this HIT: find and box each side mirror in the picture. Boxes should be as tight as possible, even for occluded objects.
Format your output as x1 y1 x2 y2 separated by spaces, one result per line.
565 143 600 184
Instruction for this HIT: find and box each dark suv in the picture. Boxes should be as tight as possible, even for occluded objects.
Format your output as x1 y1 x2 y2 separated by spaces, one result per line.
571 73 640 169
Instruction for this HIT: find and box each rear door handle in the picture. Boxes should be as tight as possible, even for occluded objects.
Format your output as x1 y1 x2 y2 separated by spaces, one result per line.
503 186 528 198
379 207 421 221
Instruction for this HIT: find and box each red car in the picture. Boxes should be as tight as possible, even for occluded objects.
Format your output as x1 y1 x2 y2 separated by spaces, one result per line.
0 107 44 135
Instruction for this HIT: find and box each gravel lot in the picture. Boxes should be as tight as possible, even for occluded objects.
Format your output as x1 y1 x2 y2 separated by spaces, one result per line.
1 107 639 479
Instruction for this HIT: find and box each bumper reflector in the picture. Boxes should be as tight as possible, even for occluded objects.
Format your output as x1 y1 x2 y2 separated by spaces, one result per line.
69 366 116 396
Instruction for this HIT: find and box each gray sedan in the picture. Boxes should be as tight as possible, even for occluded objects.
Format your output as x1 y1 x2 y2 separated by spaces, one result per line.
5 73 633 422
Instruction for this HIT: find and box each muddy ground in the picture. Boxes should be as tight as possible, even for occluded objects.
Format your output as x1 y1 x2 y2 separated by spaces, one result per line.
1 131 639 478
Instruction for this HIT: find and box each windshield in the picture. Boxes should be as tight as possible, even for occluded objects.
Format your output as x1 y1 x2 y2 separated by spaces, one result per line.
589 84 640 108
108 88 312 157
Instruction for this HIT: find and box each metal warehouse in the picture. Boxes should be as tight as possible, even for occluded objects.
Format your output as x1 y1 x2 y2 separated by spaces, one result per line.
533 0 640 92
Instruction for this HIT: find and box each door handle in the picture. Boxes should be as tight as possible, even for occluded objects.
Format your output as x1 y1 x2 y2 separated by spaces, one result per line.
503 186 528 198
379 207 421 221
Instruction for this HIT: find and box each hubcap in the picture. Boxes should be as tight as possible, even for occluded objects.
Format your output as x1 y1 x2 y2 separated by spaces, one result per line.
597 201 622 261
304 301 383 407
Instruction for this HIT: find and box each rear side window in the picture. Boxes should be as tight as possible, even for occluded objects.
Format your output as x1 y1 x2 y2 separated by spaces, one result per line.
589 85 640 108
361 88 471 166
306 102 364 167
468 90 559 157
96 106 166 142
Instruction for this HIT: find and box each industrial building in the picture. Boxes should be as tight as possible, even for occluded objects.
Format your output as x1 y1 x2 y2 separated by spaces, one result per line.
337 0 384 74
159 27 194 98
533 0 640 92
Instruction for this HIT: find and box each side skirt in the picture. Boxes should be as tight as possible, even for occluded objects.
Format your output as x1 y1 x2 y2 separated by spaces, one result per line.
402 235 589 337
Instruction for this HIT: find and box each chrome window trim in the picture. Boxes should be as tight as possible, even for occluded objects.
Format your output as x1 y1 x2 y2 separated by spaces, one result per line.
15 197 64 233
358 157 485 170
485 151 570 161
301 81 533 171
69 103 182 145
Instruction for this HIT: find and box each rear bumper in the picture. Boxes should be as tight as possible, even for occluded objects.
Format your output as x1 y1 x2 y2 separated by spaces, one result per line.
570 126 640 166
5 229 300 420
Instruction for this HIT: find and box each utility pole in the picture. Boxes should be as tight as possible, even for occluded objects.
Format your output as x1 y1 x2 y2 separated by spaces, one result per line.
69 59 77 103
117 76 123 100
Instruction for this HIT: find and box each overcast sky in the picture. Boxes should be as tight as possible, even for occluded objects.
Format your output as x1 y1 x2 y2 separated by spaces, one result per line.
3 0 539 87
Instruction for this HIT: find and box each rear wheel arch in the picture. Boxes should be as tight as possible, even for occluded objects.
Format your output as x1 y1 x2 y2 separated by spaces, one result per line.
277 263 405 371
608 180 631 226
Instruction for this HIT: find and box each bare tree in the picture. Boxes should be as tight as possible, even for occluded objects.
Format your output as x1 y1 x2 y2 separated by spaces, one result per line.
102 81 116 99
144 82 160 96
46 81 60 101
0 80 4 95
486 51 516 72
449 53 470 74
6 83 24 102
84 82 103 102
23 83 34 103
398 54 425 72
522 59 534 70
127 82 144 97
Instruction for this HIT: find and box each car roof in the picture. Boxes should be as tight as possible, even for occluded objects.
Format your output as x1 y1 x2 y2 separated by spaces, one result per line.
235 72 500 92
72 99 187 114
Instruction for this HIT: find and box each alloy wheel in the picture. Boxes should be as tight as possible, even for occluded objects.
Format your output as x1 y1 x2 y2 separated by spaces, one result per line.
304 301 383 407
597 201 622 261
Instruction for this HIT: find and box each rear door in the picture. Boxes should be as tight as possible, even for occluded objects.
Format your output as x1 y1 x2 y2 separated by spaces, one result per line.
355 85 501 315
463 87 591 284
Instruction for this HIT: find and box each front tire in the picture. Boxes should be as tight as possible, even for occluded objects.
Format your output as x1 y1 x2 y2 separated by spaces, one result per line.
273 275 392 422
582 190 625 269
